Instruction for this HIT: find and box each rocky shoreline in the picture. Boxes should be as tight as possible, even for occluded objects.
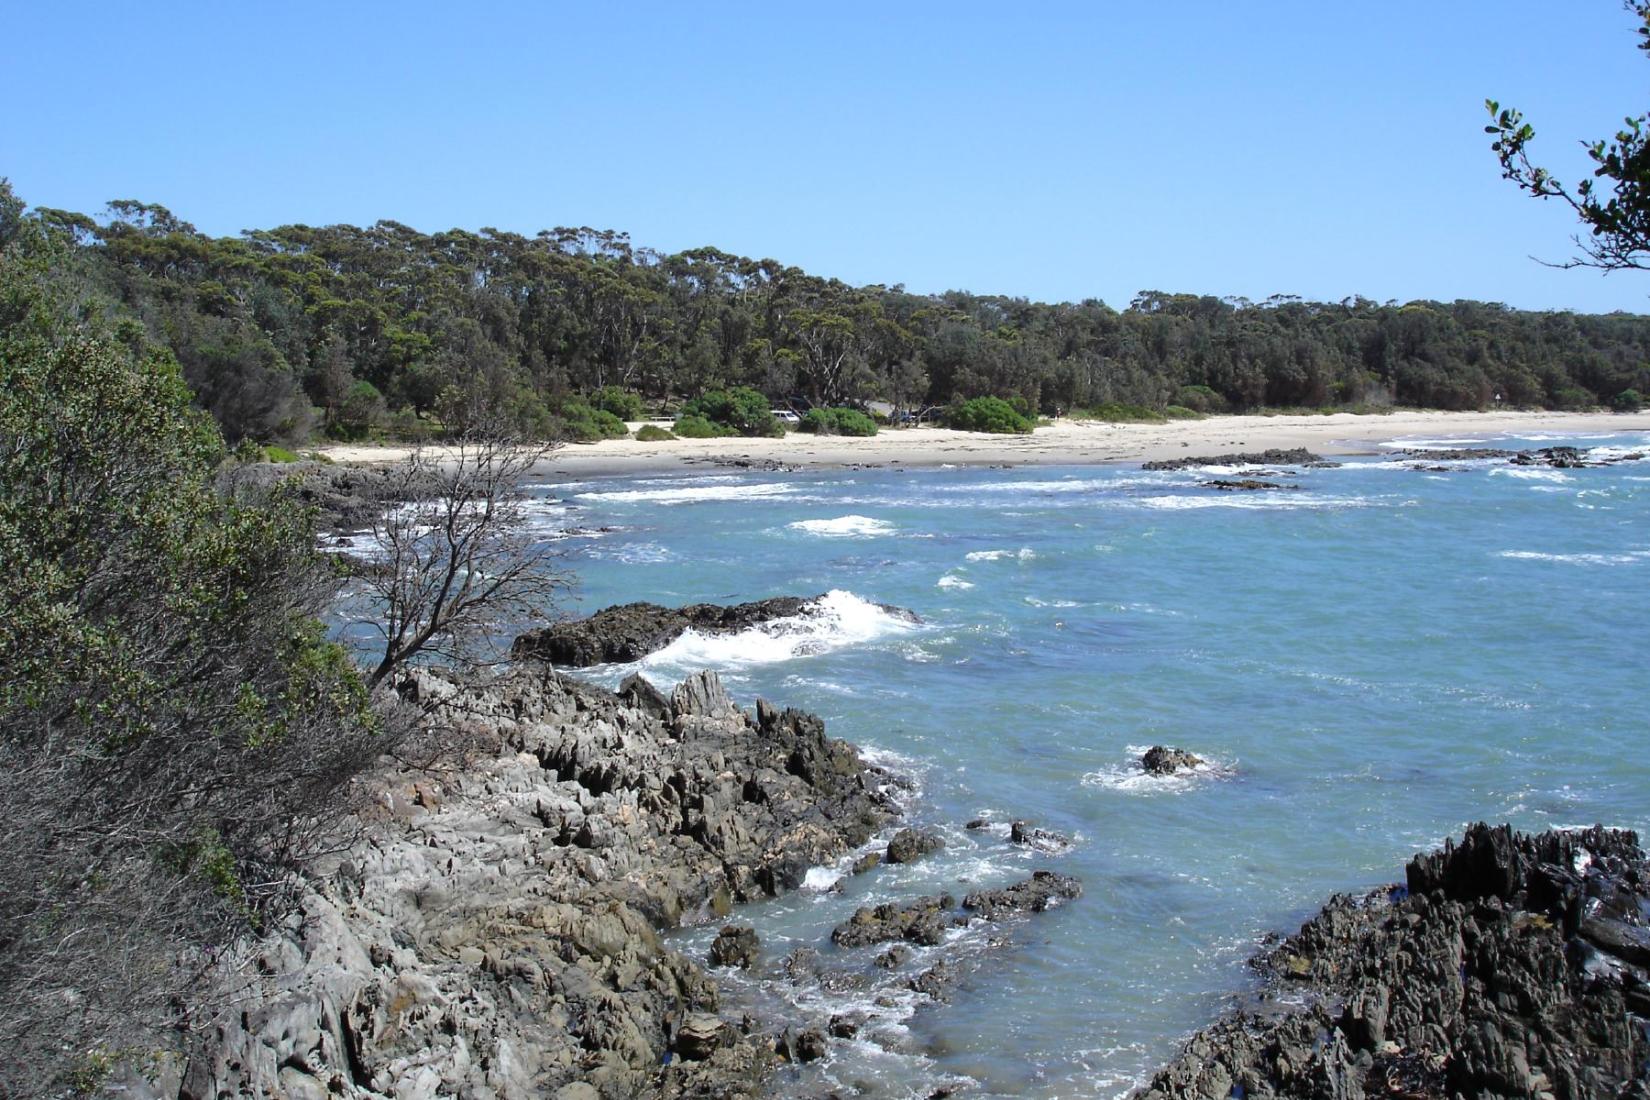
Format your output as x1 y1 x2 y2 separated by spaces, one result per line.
1138 823 1650 1100
146 659 1081 1100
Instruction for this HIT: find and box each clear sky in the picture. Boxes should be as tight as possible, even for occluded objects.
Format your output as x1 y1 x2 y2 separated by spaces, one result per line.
4 2 1646 312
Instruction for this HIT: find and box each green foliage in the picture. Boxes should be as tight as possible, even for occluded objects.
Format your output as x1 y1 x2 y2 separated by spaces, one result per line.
1163 405 1202 420
799 406 879 436
1612 387 1645 411
679 386 783 436
1486 6 1650 273
1550 386 1597 410
946 396 1035 433
0 214 385 1093
555 399 628 441
263 444 301 462
634 423 676 441
589 385 644 420
9 179 1650 446
671 412 733 438
1174 384 1229 414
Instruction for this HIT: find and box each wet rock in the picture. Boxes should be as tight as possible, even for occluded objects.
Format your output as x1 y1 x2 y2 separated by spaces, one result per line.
1138 824 1650 1100
1009 821 1072 851
827 1013 863 1039
513 594 919 666
886 827 944 865
1141 745 1203 775
1143 447 1322 471
795 1027 828 1063
962 871 1083 918
852 851 882 874
709 925 760 970
909 957 960 1002
874 945 912 969
833 895 958 948
1200 478 1297 491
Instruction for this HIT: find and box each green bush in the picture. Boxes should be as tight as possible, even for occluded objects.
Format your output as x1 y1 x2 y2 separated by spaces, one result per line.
679 386 783 436
672 413 733 438
263 445 301 462
1611 388 1644 412
1550 386 1597 411
590 385 644 421
1174 384 1229 414
556 400 628 442
799 407 878 436
634 423 676 441
946 396 1036 433
1163 405 1202 420
334 379 387 440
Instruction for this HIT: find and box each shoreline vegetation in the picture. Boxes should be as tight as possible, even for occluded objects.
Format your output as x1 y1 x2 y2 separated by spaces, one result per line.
318 408 1650 476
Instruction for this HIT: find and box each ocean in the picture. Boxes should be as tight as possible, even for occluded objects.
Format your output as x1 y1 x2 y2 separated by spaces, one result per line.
412 430 1650 1097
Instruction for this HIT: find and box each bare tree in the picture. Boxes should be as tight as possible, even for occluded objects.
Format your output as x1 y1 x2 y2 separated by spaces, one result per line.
357 435 568 689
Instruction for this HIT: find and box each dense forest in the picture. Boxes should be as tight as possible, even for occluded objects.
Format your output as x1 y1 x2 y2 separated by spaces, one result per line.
15 182 1650 443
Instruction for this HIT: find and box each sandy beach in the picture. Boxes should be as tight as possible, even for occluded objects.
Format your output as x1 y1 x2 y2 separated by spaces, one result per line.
316 409 1650 478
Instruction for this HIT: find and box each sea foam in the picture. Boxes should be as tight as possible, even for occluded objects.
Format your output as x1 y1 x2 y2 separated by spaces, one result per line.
788 515 895 538
633 590 916 680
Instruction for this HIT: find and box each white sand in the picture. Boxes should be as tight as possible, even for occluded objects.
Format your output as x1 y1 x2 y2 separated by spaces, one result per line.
316 409 1650 477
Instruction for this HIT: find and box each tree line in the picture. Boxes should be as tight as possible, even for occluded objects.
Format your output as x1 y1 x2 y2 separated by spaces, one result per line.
17 182 1650 443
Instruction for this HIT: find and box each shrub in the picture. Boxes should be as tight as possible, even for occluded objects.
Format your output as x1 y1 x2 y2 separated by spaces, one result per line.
263 444 301 462
672 413 733 438
1163 405 1202 420
556 400 628 442
1611 388 1644 412
799 407 878 436
634 423 676 441
334 379 387 440
946 396 1035 433
1174 384 1229 414
590 385 644 421
679 386 783 436
1550 386 1597 411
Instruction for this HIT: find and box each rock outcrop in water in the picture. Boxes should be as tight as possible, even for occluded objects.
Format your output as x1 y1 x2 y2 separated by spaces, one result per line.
512 594 919 667
164 666 901 1100
1142 745 1204 775
1137 823 1650 1100
1403 445 1646 469
1143 448 1325 471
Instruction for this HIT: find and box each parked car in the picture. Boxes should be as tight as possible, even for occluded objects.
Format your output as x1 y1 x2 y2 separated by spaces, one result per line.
772 409 801 425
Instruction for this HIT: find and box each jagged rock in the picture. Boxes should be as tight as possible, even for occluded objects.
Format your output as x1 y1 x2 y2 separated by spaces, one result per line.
827 1013 863 1039
1141 746 1203 775
1009 820 1071 851
886 827 944 864
674 1013 736 1060
1143 448 1322 471
172 665 898 1100
1137 824 1650 1099
874 945 911 969
709 925 760 970
853 851 882 874
832 895 958 948
962 871 1083 918
512 594 919 666
794 1027 828 1063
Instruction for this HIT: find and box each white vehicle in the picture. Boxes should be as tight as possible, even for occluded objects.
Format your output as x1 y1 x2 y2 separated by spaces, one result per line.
772 409 801 425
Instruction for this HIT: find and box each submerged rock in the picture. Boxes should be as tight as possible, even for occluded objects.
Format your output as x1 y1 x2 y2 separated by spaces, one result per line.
961 871 1083 918
1141 745 1204 775
1137 823 1650 1099
513 594 919 666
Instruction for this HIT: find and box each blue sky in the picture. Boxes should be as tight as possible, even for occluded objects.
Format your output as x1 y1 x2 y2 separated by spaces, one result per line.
4 2 1645 312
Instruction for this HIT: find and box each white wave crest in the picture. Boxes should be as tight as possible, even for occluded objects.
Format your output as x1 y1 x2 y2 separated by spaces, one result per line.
1081 745 1231 794
1129 494 1370 511
788 514 895 538
936 574 974 590
1490 467 1573 483
634 590 916 679
578 482 797 505
1378 436 1490 448
1499 549 1650 566
965 548 1036 561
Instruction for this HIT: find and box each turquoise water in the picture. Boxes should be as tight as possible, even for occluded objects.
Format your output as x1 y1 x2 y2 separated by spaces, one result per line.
544 433 1647 1096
